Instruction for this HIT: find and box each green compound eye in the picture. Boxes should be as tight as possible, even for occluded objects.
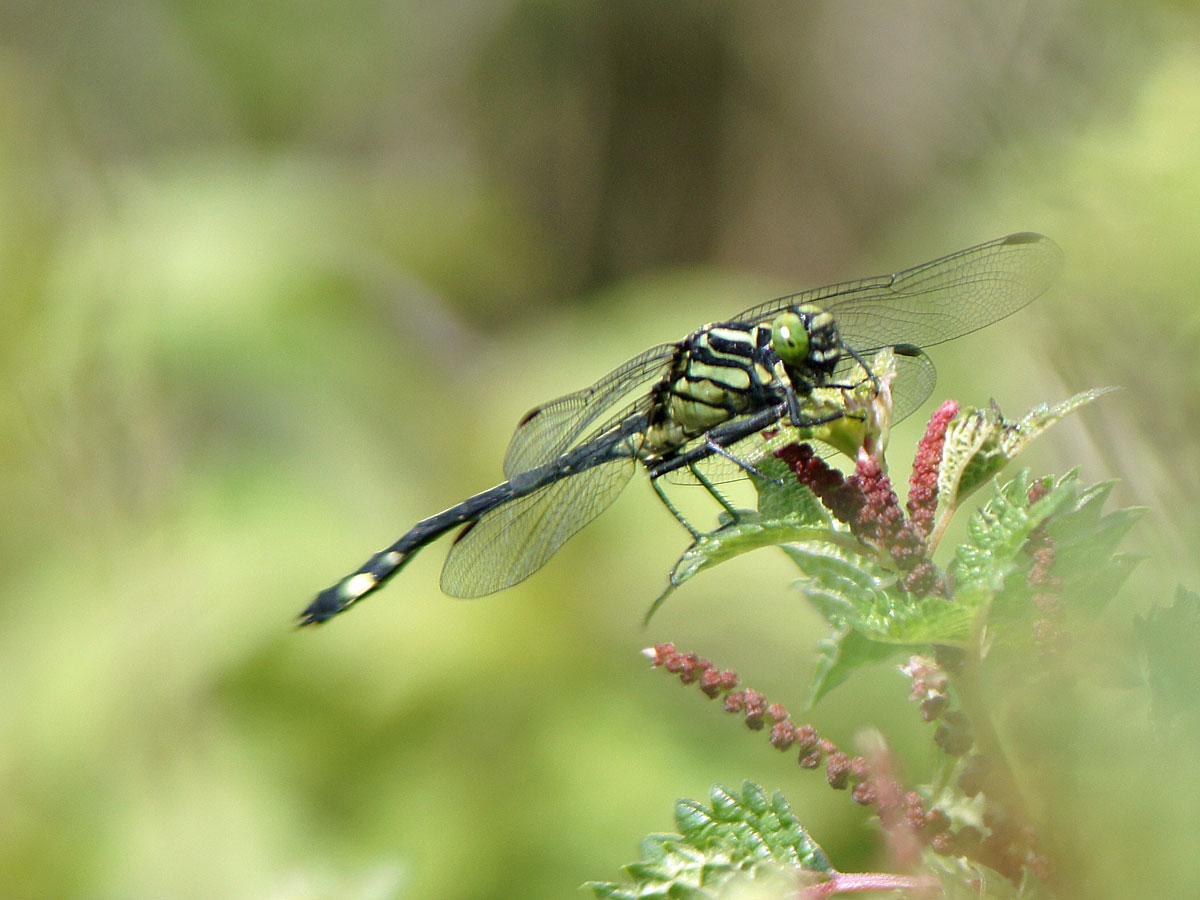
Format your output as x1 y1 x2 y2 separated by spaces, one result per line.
771 312 810 364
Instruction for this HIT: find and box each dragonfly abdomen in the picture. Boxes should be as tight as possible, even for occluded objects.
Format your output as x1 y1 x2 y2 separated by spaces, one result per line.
300 416 649 623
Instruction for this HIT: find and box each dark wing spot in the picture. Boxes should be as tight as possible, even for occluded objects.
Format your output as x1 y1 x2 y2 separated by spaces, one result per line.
517 407 543 427
451 520 478 545
1002 231 1044 246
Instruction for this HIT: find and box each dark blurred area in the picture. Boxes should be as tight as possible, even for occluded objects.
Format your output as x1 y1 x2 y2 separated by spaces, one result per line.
469 1 1148 296
2 2 1199 899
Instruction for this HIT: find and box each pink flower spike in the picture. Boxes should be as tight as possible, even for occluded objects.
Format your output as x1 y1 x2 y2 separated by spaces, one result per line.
908 400 959 539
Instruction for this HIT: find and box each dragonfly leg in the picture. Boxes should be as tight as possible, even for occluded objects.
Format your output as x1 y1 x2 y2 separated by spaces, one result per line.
650 476 704 539
702 436 784 485
688 462 740 519
785 387 806 429
840 343 880 394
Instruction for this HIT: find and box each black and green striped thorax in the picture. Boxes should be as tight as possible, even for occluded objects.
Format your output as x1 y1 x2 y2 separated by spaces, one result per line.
641 303 841 455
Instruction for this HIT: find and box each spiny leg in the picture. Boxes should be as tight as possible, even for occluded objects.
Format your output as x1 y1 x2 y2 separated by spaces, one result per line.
688 461 740 520
702 436 784 485
651 453 759 539
691 460 734 518
650 475 704 540
831 343 879 394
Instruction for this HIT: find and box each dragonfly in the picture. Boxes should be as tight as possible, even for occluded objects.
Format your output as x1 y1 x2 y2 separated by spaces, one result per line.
300 232 1061 624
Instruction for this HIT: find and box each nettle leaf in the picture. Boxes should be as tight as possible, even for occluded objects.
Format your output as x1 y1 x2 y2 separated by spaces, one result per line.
1136 587 1200 733
646 479 846 621
751 457 832 524
1044 481 1145 612
939 388 1115 508
951 471 1080 598
586 782 831 899
938 407 997 505
949 469 1143 648
788 542 974 703
809 626 905 707
1041 479 1116 544
786 543 973 645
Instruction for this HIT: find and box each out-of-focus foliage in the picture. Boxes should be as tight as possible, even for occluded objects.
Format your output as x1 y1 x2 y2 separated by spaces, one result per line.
586 782 832 899
1 2 1199 899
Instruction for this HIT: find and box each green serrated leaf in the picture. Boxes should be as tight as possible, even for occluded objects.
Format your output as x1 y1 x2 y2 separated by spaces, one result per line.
1040 479 1117 545
675 801 716 839
636 835 669 865
952 470 1080 597
646 515 858 622
946 469 1143 652
708 785 741 821
940 388 1115 507
778 541 890 607
940 406 1002 504
1000 387 1117 457
1136 587 1200 733
588 784 830 898
624 862 675 882
752 459 832 526
786 543 973 645
1019 473 1143 616
809 626 908 706
587 883 636 900
740 781 769 816
1049 513 1146 612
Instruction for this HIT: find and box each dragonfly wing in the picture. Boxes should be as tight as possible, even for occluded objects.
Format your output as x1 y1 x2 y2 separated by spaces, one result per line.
503 343 677 478
662 422 793 484
829 233 1062 352
728 233 1061 351
886 346 937 423
829 344 937 424
440 457 636 597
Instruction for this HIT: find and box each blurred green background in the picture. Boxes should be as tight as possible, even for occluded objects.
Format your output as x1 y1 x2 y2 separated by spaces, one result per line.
3 2 1199 898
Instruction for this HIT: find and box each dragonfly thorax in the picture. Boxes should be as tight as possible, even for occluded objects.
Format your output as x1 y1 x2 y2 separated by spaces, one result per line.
639 321 779 456
639 305 844 461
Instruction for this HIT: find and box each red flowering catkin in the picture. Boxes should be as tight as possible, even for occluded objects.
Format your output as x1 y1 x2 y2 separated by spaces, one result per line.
908 400 959 540
773 443 865 525
774 401 959 598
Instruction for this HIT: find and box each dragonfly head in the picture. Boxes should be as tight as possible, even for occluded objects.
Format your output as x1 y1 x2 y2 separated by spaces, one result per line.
771 304 841 384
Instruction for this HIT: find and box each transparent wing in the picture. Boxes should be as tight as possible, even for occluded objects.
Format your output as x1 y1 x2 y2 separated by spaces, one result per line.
440 457 636 597
662 409 789 484
503 343 677 478
667 234 1059 485
832 344 937 424
730 233 1062 352
665 348 936 484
